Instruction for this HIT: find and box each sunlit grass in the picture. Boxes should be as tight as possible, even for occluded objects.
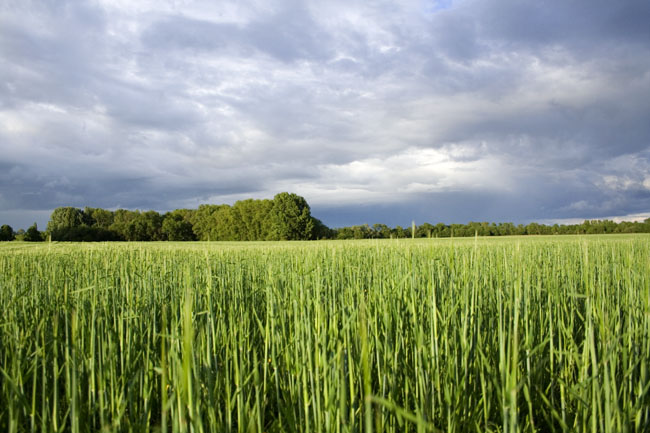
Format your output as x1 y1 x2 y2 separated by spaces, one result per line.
1 235 649 432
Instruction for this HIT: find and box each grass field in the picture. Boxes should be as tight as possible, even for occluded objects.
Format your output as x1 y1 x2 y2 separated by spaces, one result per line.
1 235 649 432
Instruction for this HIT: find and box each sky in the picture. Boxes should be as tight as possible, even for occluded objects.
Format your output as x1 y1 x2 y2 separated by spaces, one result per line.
1 0 650 230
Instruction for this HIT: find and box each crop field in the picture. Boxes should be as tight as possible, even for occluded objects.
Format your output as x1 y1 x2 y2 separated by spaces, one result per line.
1 235 649 432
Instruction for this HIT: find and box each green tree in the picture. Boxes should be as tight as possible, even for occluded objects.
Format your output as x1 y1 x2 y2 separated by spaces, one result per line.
24 223 43 242
497 222 515 236
232 199 274 240
312 218 333 239
162 211 196 241
433 223 450 237
392 225 407 238
335 227 354 239
270 193 314 240
47 207 83 234
0 224 14 241
109 209 165 241
122 211 163 241
87 208 114 229
371 223 391 239
353 224 372 239
213 205 237 240
415 223 435 238
191 204 226 241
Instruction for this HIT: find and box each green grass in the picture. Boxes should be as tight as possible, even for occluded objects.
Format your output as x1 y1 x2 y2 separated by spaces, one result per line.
1 235 649 432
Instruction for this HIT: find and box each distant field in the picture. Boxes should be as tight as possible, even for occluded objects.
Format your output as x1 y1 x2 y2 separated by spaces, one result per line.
1 235 649 432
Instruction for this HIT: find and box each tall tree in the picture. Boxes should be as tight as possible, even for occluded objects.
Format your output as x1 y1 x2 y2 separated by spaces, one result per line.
47 207 83 234
270 193 314 240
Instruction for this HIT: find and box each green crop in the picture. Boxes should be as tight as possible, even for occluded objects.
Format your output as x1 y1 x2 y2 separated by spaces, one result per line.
0 235 649 432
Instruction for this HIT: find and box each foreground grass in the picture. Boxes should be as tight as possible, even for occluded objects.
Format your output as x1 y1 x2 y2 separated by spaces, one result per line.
1 235 649 432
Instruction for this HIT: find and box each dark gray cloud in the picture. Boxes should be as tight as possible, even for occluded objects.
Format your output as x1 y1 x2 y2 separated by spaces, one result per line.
1 0 649 230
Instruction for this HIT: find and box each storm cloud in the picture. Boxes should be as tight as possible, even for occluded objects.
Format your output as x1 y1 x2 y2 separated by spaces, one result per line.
1 0 649 229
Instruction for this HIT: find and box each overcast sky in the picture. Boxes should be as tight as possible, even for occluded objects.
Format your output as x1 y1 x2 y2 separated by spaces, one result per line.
1 0 650 229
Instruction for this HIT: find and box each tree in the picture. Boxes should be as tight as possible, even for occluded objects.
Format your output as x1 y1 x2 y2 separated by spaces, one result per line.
214 205 238 240
191 204 225 241
433 223 450 237
24 223 43 242
0 224 14 241
109 209 138 239
269 193 314 240
353 224 372 239
108 209 163 241
335 227 354 239
497 223 515 236
88 208 114 229
48 206 119 241
371 223 391 239
47 207 83 234
143 210 164 241
162 211 196 241
415 223 435 238
232 199 274 240
392 225 407 238
120 211 163 241
312 218 333 239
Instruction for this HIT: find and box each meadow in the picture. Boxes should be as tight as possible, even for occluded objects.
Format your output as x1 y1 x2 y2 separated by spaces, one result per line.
0 235 649 432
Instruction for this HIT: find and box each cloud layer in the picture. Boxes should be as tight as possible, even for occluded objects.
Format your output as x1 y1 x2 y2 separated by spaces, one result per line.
1 0 649 228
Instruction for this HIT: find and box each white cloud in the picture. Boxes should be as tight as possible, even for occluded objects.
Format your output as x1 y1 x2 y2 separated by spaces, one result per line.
600 175 637 191
272 145 515 206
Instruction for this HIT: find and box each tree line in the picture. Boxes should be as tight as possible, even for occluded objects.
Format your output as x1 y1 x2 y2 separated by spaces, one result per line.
10 193 326 242
1 193 649 242
332 219 650 239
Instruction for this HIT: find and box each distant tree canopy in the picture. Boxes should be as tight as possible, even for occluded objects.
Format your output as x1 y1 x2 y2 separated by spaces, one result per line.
4 194 646 242
332 219 650 239
40 193 327 242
